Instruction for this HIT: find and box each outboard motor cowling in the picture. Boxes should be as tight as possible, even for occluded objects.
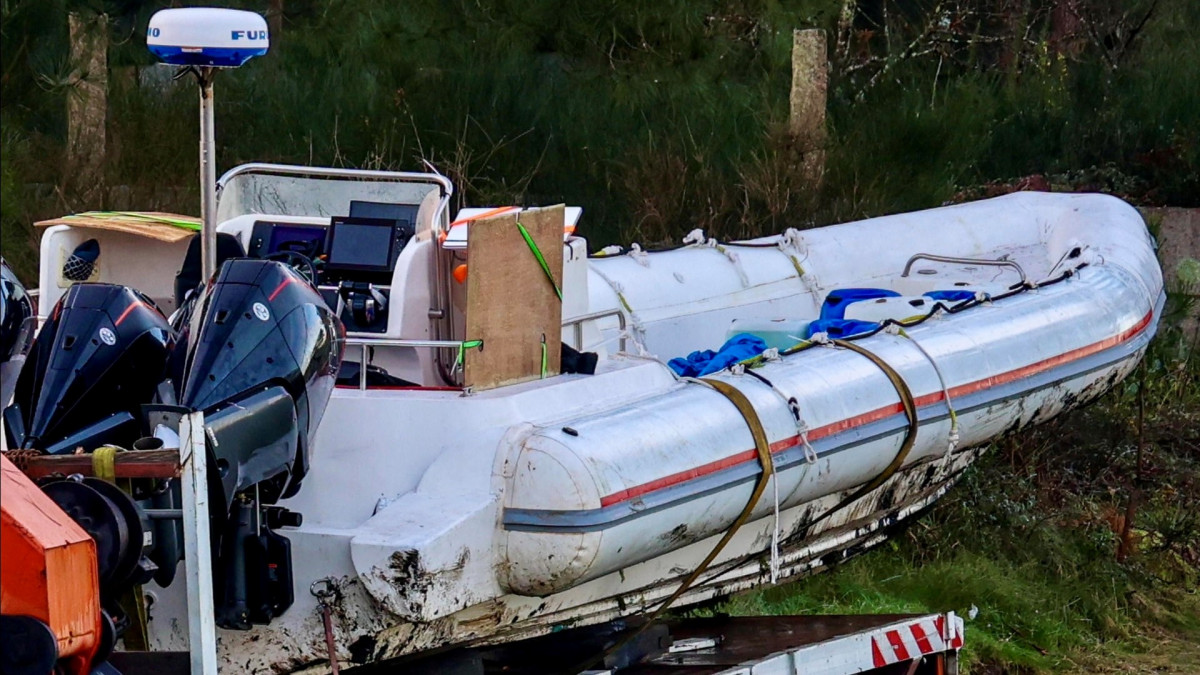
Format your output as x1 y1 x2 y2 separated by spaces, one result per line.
177 258 343 510
0 258 35 408
5 284 172 453
175 259 343 629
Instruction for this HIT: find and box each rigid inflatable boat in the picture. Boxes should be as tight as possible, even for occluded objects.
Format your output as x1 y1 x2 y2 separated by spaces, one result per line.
9 164 1162 672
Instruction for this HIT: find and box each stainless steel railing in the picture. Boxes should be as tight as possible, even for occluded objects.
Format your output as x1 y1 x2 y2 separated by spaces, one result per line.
901 253 1027 286
563 309 627 353
343 338 467 391
343 309 627 390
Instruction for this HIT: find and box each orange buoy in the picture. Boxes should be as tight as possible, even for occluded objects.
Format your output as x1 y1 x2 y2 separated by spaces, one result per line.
453 264 469 284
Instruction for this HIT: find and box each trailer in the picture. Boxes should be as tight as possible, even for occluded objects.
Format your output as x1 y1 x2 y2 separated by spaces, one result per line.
100 612 964 675
619 613 964 675
391 612 966 675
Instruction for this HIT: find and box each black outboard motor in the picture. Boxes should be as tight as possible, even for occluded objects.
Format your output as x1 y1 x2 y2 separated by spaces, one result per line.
3 257 341 631
175 258 343 628
0 258 35 407
4 284 172 453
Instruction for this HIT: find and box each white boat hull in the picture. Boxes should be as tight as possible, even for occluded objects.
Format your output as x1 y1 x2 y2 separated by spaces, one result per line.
125 190 1161 672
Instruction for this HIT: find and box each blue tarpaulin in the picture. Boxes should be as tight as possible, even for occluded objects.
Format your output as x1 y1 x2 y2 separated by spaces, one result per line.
668 333 768 377
804 318 881 339
924 289 977 303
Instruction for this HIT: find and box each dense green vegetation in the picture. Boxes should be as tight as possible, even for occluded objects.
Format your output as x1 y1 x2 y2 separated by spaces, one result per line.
2 2 1197 672
3 1 1198 283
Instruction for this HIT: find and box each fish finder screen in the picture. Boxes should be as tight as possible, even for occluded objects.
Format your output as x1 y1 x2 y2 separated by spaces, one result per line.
268 224 326 257
326 217 395 271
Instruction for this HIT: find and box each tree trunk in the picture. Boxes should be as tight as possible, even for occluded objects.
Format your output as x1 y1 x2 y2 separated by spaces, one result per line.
67 12 108 202
789 29 828 190
268 0 284 45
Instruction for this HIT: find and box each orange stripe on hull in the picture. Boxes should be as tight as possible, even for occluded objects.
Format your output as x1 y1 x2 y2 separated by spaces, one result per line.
599 309 1153 507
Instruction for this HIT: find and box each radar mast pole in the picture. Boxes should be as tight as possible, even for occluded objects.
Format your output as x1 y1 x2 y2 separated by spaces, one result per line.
198 67 218 282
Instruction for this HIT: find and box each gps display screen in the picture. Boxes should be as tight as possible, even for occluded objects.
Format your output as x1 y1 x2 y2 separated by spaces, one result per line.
326 218 394 270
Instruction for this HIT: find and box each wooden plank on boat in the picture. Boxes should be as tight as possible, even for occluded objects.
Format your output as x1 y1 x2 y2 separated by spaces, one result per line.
15 449 181 479
35 211 199 244
464 205 564 392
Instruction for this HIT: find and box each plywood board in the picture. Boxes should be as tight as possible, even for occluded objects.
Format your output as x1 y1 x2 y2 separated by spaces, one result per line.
36 211 199 244
464 205 564 391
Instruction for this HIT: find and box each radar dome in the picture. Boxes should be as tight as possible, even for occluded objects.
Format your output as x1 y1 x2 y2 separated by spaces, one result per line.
147 8 268 68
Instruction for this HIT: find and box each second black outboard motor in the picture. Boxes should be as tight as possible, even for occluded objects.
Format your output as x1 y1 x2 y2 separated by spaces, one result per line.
0 258 35 407
176 258 343 628
4 284 172 453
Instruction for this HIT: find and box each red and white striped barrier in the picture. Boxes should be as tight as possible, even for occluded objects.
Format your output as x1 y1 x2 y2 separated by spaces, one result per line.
871 613 965 669
731 611 965 673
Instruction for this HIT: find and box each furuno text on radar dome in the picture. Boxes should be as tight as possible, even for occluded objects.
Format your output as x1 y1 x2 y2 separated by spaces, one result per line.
147 7 269 68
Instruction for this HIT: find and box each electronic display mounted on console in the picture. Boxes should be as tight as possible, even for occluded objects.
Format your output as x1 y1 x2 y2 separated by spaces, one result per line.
247 221 328 259
324 216 413 280
348 200 419 226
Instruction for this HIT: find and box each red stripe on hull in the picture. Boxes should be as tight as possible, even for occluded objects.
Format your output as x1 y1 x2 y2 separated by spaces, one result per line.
598 309 1153 507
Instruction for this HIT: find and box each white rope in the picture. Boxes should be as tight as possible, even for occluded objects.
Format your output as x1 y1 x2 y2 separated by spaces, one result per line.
589 266 649 354
780 228 804 250
894 326 960 456
682 228 706 246
743 365 819 465
777 228 821 294
628 243 650 267
796 419 819 464
707 239 750 288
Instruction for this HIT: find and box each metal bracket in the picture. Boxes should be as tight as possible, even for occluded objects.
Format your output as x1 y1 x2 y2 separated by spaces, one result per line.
180 412 217 675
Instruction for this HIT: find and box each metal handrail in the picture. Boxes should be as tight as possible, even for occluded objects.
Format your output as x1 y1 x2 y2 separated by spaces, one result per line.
343 338 467 391
344 309 627 390
563 309 627 353
216 162 453 196
214 162 455 236
901 253 1027 286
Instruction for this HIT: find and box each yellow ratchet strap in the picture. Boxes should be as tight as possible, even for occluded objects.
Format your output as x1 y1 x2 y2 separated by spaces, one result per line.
807 339 918 529
567 376 775 673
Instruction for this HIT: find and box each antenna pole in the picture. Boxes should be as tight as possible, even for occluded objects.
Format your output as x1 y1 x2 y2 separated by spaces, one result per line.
198 66 218 282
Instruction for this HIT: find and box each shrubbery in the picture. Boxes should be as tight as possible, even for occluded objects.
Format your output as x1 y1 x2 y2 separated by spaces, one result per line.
1 1 1197 274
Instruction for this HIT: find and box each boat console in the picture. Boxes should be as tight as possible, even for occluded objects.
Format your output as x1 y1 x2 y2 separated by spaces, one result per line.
242 210 415 333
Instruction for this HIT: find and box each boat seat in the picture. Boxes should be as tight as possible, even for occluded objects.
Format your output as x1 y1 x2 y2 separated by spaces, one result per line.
890 277 1010 298
174 233 247 307
820 288 900 320
336 361 417 388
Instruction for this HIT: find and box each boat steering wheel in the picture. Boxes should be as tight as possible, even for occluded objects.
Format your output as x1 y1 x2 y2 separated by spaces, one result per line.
264 250 319 286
